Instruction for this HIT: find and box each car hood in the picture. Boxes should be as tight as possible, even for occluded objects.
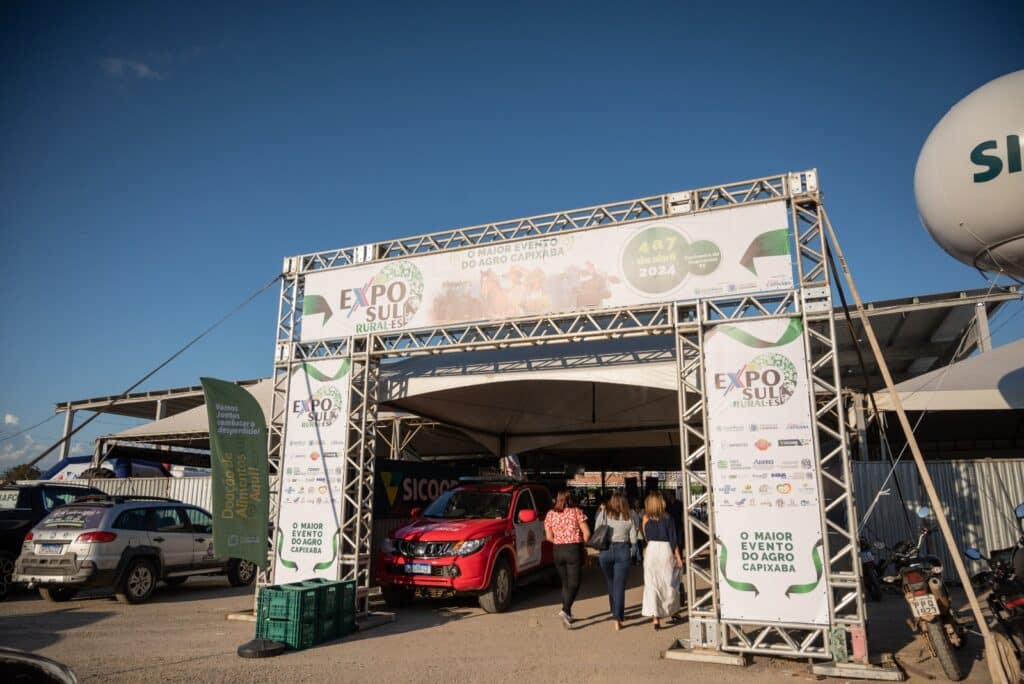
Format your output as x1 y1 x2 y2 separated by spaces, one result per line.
391 517 507 542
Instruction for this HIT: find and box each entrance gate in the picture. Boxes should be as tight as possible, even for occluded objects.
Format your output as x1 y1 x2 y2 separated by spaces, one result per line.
262 170 867 664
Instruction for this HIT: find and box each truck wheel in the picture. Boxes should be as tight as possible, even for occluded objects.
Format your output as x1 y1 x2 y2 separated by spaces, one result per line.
382 585 413 609
116 558 157 604
226 559 256 587
925 620 964 681
478 558 512 613
39 587 78 602
0 551 15 600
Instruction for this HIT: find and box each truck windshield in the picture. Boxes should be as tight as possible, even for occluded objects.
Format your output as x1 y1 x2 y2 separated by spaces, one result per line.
423 490 512 519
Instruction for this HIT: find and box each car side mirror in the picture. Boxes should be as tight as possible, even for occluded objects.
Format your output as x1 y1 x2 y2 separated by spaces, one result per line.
965 548 983 561
916 506 931 519
409 507 422 519
1015 502 1024 520
517 509 537 524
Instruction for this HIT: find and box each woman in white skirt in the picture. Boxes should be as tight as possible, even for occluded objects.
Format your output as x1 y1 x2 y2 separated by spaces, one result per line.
641 491 684 629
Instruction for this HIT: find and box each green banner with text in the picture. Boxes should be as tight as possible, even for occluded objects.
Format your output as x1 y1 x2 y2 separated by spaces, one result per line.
201 377 269 568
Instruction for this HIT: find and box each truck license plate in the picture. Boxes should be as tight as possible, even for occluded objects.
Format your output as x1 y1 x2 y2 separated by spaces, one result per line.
405 563 431 575
912 594 939 617
39 543 63 555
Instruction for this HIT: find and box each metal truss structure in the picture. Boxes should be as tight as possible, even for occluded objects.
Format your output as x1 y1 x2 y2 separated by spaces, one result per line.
263 169 867 662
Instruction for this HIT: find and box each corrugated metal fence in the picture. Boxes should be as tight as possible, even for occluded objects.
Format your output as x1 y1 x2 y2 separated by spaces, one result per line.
37 458 1024 582
852 459 1024 580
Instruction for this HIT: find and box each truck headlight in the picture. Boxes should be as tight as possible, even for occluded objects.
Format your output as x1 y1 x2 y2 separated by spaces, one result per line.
452 537 489 556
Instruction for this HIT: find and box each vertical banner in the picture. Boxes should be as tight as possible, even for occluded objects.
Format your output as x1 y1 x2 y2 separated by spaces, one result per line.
273 359 352 582
704 318 828 625
200 378 269 568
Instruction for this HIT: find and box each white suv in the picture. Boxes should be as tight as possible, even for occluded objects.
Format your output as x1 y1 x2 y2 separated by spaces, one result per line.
13 496 256 603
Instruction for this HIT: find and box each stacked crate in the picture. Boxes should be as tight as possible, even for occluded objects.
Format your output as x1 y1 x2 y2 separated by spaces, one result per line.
256 579 357 650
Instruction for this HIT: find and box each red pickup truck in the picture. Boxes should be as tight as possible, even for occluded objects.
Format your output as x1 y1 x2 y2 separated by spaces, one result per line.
376 480 553 613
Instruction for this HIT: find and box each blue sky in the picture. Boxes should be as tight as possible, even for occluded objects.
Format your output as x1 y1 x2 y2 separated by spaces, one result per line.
1 1 1022 469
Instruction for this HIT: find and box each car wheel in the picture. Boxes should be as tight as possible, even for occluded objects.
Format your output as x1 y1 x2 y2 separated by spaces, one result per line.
226 559 256 587
163 576 189 586
116 558 157 604
39 587 78 602
0 551 15 600
381 585 413 609
478 558 512 613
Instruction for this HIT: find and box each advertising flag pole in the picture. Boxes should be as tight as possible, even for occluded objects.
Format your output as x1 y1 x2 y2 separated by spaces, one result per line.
821 208 1010 684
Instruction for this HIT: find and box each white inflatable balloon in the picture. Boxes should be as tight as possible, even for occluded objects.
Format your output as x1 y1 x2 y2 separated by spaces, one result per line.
914 70 1024 278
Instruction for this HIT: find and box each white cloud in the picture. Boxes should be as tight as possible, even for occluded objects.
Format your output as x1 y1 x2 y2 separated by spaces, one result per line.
0 434 36 465
3 414 17 426
69 442 91 457
101 58 164 80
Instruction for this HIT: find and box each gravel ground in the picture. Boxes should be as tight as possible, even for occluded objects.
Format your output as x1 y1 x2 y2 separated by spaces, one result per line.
0 566 994 683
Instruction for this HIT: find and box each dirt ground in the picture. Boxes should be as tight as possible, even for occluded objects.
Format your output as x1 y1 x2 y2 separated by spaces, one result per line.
0 565 995 683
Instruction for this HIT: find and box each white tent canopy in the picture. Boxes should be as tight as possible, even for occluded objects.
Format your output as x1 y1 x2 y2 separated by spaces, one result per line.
872 339 1024 411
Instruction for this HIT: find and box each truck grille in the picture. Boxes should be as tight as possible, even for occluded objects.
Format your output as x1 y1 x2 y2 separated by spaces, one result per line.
396 540 455 558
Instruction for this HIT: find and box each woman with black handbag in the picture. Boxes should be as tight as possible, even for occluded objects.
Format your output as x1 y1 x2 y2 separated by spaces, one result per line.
544 489 591 629
597 493 637 631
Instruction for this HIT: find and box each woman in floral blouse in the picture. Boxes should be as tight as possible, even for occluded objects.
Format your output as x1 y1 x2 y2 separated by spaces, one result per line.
544 489 591 629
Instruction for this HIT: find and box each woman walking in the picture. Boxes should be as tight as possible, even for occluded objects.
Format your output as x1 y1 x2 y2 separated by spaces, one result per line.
598 493 637 631
642 490 683 629
544 489 591 629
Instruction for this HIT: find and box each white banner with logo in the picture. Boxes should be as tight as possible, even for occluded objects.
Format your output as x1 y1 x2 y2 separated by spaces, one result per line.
300 201 791 341
704 317 828 625
273 359 352 582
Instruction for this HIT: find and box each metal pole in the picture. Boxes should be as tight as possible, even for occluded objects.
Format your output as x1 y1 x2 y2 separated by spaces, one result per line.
822 209 1009 684
58 410 74 461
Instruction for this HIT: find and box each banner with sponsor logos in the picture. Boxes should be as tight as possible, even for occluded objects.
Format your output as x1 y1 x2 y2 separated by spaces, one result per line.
300 201 791 341
273 360 351 582
200 378 269 568
704 317 828 625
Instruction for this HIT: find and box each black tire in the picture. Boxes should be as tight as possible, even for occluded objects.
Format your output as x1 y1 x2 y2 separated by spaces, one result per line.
863 566 883 602
0 551 15 600
925 620 964 681
39 586 78 602
116 558 157 604
163 576 189 586
478 558 513 614
226 559 256 587
381 585 413 609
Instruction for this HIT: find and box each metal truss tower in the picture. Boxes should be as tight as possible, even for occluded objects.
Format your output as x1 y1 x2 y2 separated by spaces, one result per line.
260 170 868 664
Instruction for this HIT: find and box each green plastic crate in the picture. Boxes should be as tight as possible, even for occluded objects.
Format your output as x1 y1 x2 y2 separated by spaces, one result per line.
257 584 318 623
317 614 338 642
256 617 317 650
293 578 341 617
337 580 356 615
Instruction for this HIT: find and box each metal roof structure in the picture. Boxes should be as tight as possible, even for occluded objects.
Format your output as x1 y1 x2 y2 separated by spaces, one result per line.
54 285 1019 425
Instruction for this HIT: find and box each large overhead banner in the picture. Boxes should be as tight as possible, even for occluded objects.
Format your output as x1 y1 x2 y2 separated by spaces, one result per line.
273 359 352 582
300 201 791 341
703 317 828 626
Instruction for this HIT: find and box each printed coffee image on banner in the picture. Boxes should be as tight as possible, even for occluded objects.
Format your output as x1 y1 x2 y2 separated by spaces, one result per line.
300 201 792 341
703 317 828 626
273 359 351 581
200 378 269 568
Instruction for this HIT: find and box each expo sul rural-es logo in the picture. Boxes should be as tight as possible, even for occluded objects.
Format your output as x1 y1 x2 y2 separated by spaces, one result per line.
715 351 798 409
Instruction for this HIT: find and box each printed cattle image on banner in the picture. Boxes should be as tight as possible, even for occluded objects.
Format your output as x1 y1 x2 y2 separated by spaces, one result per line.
300 201 792 341
703 317 829 626
273 359 352 581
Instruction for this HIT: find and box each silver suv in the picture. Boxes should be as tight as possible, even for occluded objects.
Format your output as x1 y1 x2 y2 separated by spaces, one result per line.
13 496 256 604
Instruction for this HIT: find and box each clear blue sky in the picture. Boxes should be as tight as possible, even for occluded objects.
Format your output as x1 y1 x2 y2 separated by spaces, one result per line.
1 1 1022 469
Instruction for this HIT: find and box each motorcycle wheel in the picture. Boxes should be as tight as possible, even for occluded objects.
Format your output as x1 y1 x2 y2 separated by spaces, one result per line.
925 620 965 681
863 567 883 602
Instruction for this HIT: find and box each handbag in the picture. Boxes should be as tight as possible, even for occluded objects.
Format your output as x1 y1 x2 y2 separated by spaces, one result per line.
586 524 612 551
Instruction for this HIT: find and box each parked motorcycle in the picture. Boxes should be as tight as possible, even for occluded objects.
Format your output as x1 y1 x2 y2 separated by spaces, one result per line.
886 506 967 681
859 535 885 601
964 501 1024 682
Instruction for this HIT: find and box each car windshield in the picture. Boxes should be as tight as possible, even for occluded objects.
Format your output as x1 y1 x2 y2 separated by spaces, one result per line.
42 506 106 529
422 490 512 519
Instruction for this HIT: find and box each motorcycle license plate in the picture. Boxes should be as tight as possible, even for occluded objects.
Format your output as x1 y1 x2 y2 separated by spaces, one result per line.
405 563 431 575
859 550 875 563
912 594 939 618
